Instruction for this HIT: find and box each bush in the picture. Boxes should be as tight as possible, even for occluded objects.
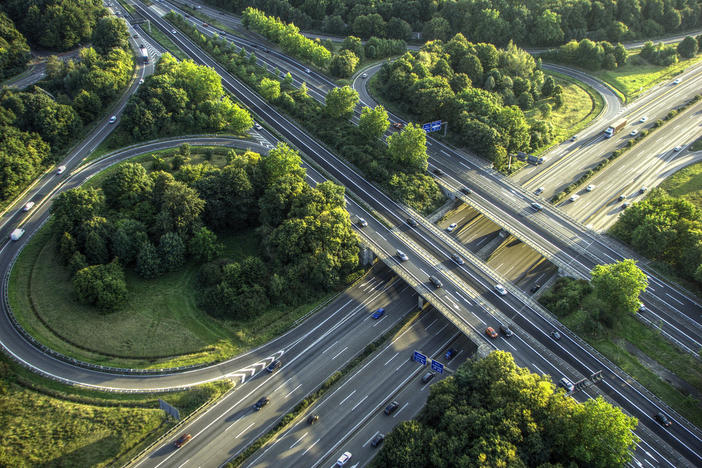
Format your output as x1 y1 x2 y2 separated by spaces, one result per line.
73 260 127 311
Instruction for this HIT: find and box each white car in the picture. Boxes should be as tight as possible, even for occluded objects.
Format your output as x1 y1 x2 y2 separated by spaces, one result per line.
674 145 682 152
673 78 681 84
586 184 595 192
569 194 579 202
396 250 408 262
254 123 263 130
361 73 368 78
639 116 647 123
494 284 508 296
446 223 457 232
630 129 638 136
139 78 144 84
23 201 35 212
535 187 544 195
109 115 117 124
56 165 66 175
335 451 352 466
305 68 311 74
171 29 177 34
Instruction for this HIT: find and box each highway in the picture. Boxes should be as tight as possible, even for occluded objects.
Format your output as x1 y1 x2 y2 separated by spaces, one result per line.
0 2 698 466
127 3 702 465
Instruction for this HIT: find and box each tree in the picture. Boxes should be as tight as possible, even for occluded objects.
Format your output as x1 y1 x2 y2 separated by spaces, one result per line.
0 12 31 80
591 259 648 323
136 241 161 279
50 187 104 235
329 50 359 77
158 232 186 272
189 227 222 262
325 86 359 118
341 36 364 60
677 36 699 59
358 105 390 140
102 162 153 210
73 260 127 311
386 18 411 41
422 17 451 42
91 16 129 54
259 77 281 101
387 123 428 172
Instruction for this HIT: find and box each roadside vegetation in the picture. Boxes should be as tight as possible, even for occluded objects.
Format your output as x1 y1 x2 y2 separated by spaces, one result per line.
372 351 639 467
11 145 361 368
168 12 445 214
0 12 30 80
0 11 133 208
540 262 702 428
375 35 559 171
0 354 231 467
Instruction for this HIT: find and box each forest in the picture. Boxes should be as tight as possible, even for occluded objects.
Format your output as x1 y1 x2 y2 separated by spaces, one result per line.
371 351 639 468
200 0 702 47
52 143 360 316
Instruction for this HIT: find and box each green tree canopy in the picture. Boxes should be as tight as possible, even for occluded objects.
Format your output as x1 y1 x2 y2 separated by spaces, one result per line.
591 259 648 322
325 86 359 118
358 105 389 140
387 123 429 172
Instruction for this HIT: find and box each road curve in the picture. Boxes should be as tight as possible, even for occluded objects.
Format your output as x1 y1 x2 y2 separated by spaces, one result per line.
0 136 353 392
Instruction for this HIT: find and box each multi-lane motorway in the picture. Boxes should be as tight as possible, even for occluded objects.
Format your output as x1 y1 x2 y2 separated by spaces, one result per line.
1 1 701 466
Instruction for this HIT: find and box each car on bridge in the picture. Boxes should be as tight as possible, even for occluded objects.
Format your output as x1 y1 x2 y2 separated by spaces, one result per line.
451 253 464 265
371 434 385 447
494 284 507 296
446 223 457 232
445 348 457 360
357 217 368 227
499 324 514 337
335 452 352 466
396 250 409 262
569 194 579 202
558 377 575 392
384 401 400 415
372 308 385 319
655 412 673 427
407 218 418 227
485 327 498 339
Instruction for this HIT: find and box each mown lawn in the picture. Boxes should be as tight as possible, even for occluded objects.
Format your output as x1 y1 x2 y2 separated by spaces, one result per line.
592 51 702 102
660 160 702 209
0 356 231 468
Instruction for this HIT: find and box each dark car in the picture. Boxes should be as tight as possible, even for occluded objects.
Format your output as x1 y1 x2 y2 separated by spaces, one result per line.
618 194 626 201
384 401 400 415
407 218 418 227
530 284 541 293
432 168 444 176
253 396 270 411
460 187 472 195
655 412 673 427
499 324 513 337
392 122 404 130
551 331 562 341
429 275 443 289
445 348 457 360
372 308 385 319
421 372 435 384
174 433 192 448
307 414 319 424
266 359 282 373
371 433 385 448
451 254 465 265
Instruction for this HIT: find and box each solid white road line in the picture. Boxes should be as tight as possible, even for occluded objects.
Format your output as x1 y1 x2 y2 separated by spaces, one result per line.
235 422 255 439
338 390 356 406
290 432 308 449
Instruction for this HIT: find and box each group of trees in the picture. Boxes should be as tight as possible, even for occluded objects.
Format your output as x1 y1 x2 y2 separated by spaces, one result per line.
372 351 639 467
377 34 556 169
540 259 648 329
545 38 628 71
0 10 133 205
242 7 332 68
639 35 702 66
172 15 445 214
611 189 702 286
121 53 253 141
0 12 30 80
1 0 107 51
202 0 702 47
51 143 360 315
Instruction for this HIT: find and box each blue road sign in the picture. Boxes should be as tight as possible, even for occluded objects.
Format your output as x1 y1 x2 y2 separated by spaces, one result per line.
431 360 444 374
421 123 432 132
413 350 427 365
430 121 442 132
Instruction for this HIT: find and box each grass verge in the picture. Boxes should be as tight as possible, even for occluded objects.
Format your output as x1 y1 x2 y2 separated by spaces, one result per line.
225 306 424 467
690 137 702 152
0 354 231 467
146 26 188 60
660 159 702 209
9 149 348 369
592 51 702 102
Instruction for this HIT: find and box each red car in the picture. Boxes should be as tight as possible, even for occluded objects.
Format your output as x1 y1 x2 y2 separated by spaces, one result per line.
174 433 192 448
485 327 498 339
392 122 404 130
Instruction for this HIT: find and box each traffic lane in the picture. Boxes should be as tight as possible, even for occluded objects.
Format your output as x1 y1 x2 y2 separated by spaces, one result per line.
315 334 475 468
134 279 420 468
246 308 462 468
486 241 557 290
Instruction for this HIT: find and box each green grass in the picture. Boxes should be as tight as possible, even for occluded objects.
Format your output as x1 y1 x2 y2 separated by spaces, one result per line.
526 72 604 149
551 296 702 428
659 160 702 209
691 137 702 152
9 151 344 369
0 355 231 468
146 26 188 60
592 51 702 102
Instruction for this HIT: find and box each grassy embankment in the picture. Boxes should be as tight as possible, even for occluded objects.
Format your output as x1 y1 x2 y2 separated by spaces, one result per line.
592 50 702 102
0 354 231 467
9 149 341 369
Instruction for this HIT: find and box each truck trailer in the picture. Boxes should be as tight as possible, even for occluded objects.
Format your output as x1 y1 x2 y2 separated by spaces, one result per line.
604 119 627 138
10 228 25 241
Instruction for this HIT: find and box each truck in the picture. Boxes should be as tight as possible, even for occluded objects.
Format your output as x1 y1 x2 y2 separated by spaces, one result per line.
140 47 149 64
604 119 627 138
527 154 544 165
10 228 25 241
